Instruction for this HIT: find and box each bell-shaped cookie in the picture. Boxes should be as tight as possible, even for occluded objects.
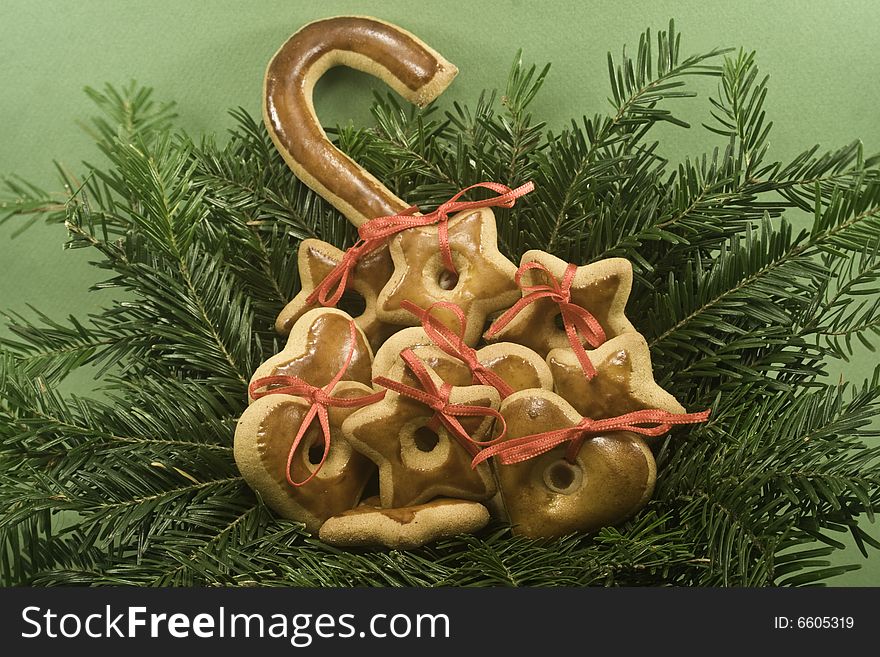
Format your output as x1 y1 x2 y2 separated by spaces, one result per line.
372 326 553 396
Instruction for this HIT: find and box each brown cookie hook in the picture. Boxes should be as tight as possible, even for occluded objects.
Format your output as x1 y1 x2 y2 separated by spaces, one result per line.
263 16 458 226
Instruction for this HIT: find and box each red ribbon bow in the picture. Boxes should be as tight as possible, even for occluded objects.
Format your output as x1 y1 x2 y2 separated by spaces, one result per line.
471 408 711 468
307 181 535 308
484 261 606 379
305 239 385 307
401 300 515 398
373 348 507 457
248 321 386 487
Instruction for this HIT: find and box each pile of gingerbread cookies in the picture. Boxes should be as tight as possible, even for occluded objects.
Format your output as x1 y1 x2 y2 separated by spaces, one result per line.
233 16 707 549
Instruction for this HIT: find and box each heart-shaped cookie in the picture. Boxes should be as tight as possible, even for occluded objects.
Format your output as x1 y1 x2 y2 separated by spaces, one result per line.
234 381 379 532
490 389 656 538
249 308 373 401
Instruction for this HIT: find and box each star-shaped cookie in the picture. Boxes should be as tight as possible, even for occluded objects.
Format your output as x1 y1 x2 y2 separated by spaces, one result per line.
547 332 685 419
275 238 399 350
485 250 636 357
341 355 500 508
375 209 521 345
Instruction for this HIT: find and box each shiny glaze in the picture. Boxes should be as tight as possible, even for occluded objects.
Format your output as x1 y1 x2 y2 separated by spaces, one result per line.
264 17 445 221
399 351 472 387
379 210 520 344
496 392 655 538
373 332 552 395
268 312 373 387
551 345 637 418
410 347 547 394
479 350 546 393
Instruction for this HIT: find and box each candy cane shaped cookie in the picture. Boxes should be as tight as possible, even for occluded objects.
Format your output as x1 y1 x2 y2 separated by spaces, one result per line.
264 15 458 226
265 17 458 347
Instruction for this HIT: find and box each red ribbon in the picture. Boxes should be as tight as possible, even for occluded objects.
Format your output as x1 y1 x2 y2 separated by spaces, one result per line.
307 181 535 308
248 321 386 487
373 348 507 457
471 408 711 468
401 300 515 399
484 261 606 379
305 239 385 307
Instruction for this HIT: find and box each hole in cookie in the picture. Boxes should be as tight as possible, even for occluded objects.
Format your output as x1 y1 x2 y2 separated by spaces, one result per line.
553 312 565 331
337 289 367 317
438 268 460 291
481 312 503 340
360 470 380 502
413 426 440 452
543 459 584 495
307 444 325 465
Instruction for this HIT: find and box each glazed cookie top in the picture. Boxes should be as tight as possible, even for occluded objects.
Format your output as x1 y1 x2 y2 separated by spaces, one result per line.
264 16 457 226
343 348 502 508
472 389 709 537
376 208 522 344
476 389 656 538
249 308 374 400
484 250 636 369
275 239 399 351
372 300 553 397
547 332 685 419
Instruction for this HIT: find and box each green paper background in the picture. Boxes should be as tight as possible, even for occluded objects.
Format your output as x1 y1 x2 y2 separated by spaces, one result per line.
1 0 878 585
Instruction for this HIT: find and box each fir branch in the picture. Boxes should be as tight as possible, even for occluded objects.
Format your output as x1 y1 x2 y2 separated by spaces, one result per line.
607 20 728 134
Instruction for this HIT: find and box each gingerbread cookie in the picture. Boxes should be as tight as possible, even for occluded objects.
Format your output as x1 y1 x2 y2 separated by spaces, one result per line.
319 496 490 549
249 308 373 401
484 250 636 363
234 381 380 532
372 318 552 398
374 208 522 344
342 349 501 508
478 389 656 538
372 331 471 386
275 239 399 350
264 16 457 227
547 332 684 419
